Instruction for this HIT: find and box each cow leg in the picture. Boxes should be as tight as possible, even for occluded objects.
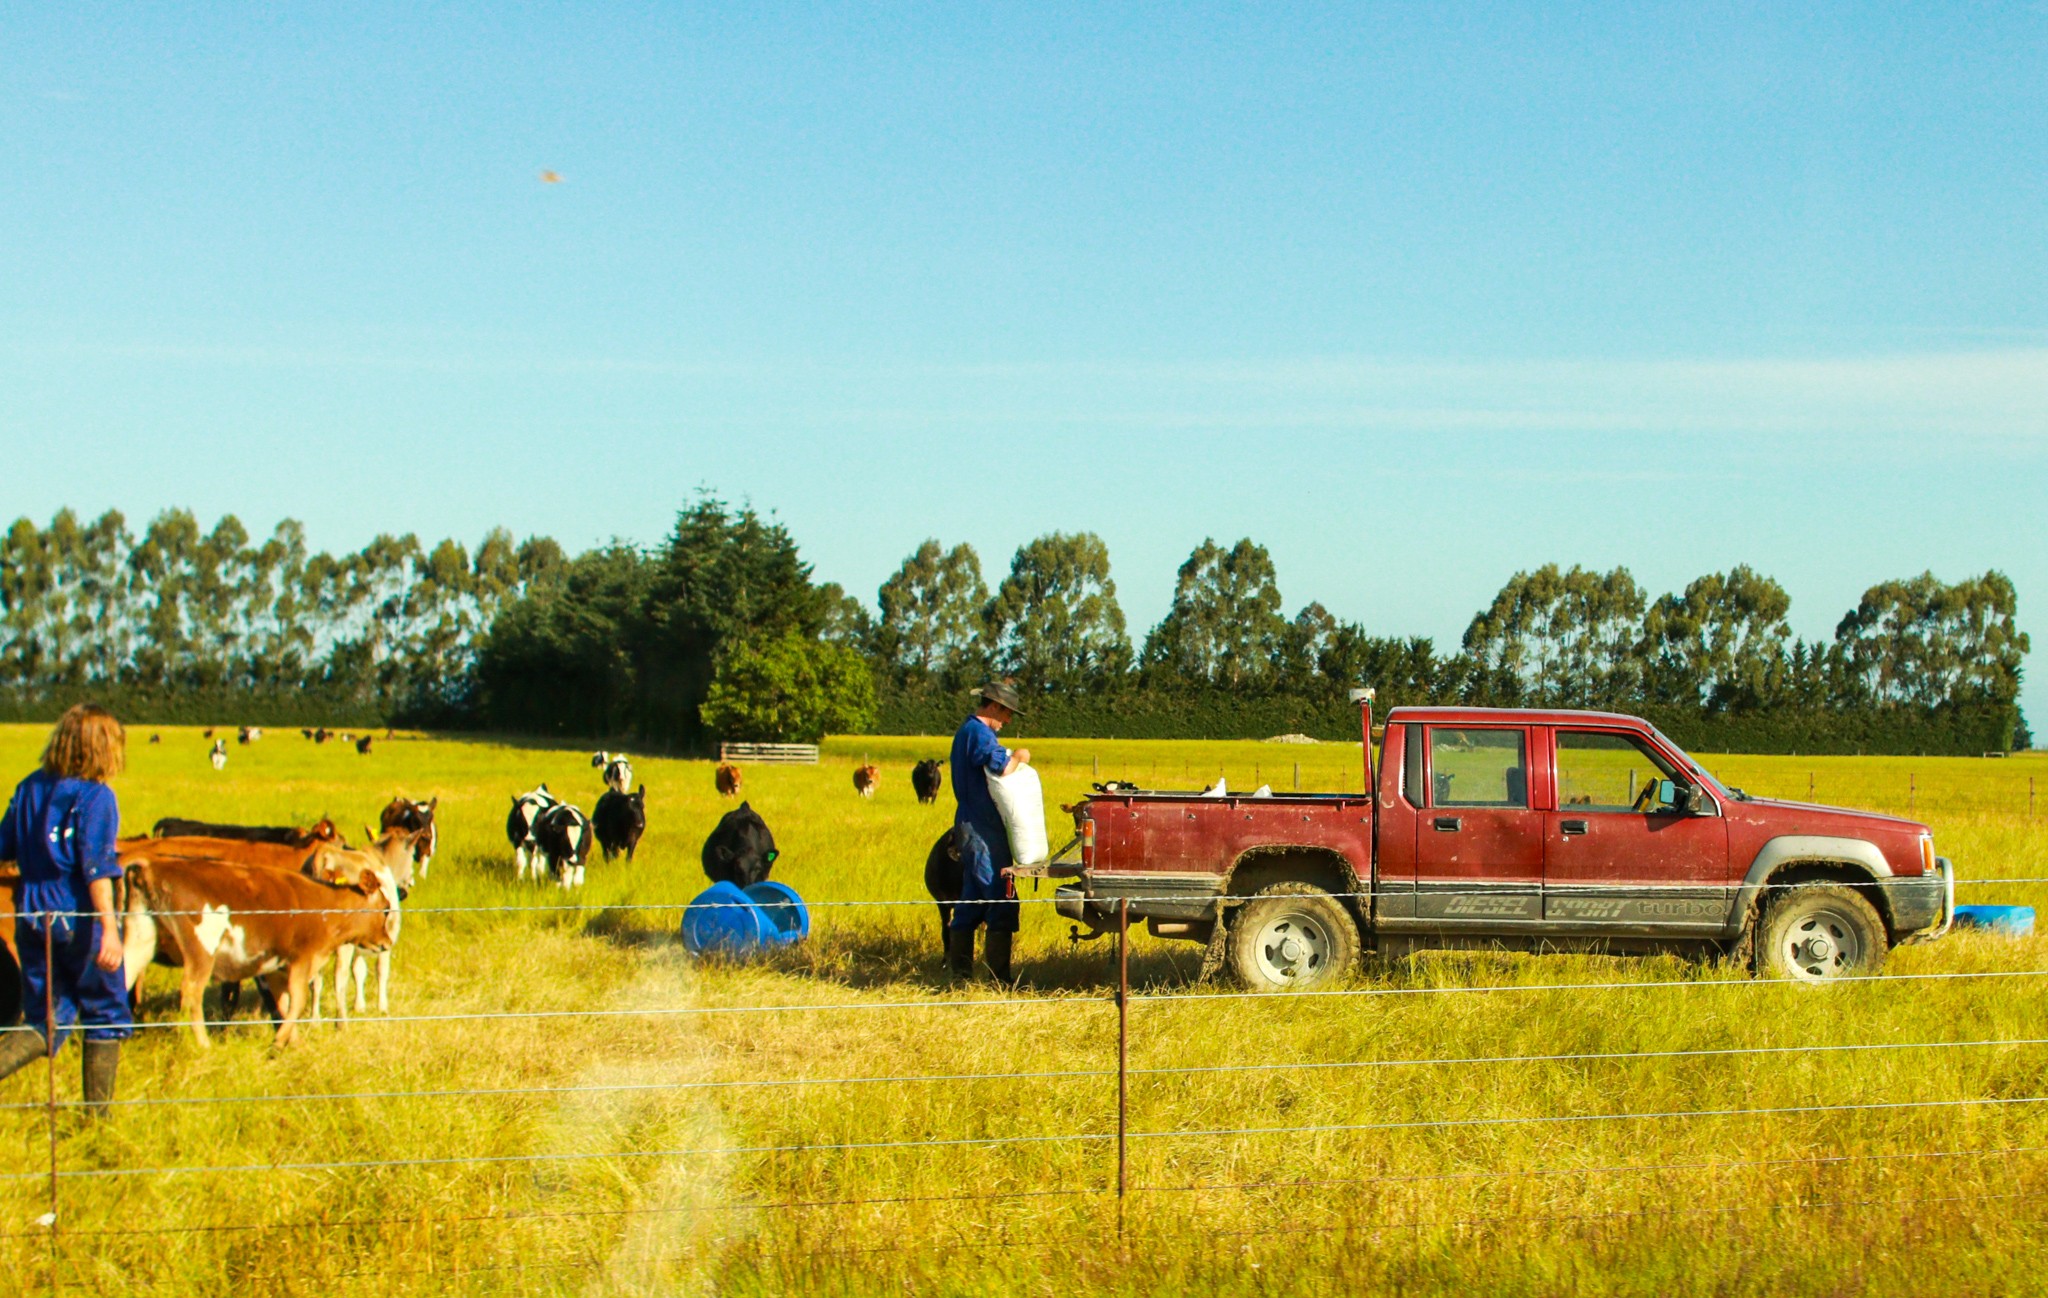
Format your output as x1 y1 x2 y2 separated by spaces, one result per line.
353 952 370 1013
937 903 953 947
180 959 215 1049
275 963 311 1047
219 980 242 1021
334 947 353 1026
372 951 388 1013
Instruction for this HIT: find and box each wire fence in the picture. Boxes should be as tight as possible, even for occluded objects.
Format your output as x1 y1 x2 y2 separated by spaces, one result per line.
7 870 2048 1289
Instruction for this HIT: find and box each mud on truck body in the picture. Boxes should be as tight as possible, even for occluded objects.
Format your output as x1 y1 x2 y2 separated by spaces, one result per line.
1047 696 1956 991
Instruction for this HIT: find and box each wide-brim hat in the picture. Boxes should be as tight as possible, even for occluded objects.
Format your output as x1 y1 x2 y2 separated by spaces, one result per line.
974 681 1025 715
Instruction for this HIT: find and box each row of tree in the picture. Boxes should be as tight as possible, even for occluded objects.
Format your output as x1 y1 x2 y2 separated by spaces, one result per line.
0 508 562 715
864 532 2028 713
0 504 2030 749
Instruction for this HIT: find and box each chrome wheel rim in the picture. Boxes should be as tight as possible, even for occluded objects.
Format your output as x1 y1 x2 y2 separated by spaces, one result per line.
1781 908 1865 981
1254 911 1332 986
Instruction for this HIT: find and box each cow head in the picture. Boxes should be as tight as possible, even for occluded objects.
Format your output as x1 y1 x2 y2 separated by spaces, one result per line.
356 867 402 949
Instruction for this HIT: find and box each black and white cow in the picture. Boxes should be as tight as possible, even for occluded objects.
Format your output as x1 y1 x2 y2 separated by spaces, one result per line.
506 784 558 880
591 751 634 795
593 786 646 863
701 802 778 888
534 802 594 888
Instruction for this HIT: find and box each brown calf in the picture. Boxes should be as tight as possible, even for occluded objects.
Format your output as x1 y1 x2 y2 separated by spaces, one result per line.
122 858 399 1048
715 763 742 798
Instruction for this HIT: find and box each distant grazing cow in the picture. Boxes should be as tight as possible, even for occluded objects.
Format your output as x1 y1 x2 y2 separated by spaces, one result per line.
301 728 314 739
924 826 965 944
355 735 373 755
534 803 593 887
592 752 633 794
236 726 254 745
122 858 401 1048
203 728 215 739
853 764 879 798
912 760 943 805
378 796 439 878
593 786 647 863
702 802 778 888
714 763 742 799
314 727 330 744
149 734 161 745
506 785 558 879
151 816 340 848
208 740 228 771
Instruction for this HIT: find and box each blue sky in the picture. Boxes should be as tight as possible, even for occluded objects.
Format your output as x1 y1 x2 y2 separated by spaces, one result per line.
3 4 2044 716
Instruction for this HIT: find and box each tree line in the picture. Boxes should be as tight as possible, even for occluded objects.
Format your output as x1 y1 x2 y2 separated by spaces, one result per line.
0 503 2030 752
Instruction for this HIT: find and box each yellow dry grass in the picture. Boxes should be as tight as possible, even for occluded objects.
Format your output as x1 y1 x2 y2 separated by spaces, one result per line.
2 724 2046 1295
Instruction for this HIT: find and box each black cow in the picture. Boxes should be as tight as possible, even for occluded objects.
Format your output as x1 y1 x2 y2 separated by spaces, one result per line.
151 816 337 846
924 826 965 943
912 760 944 805
593 786 646 863
534 802 593 888
701 802 777 888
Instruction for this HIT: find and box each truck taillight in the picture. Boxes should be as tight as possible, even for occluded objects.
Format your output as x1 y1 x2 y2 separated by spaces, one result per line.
1921 835 1936 875
1081 819 1096 852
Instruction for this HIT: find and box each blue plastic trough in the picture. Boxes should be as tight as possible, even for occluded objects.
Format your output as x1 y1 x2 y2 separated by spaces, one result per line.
1953 904 2035 938
680 880 811 956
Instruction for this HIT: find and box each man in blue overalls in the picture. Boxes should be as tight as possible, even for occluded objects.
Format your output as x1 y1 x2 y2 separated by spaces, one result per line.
949 681 1031 982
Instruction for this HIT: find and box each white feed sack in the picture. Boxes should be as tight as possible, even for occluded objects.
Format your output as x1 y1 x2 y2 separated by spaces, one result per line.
986 763 1051 866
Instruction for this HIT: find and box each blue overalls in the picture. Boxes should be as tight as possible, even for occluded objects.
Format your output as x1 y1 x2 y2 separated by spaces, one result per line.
0 770 132 1046
949 715 1019 935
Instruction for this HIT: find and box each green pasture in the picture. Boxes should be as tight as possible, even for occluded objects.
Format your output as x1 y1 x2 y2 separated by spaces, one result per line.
3 724 2047 1295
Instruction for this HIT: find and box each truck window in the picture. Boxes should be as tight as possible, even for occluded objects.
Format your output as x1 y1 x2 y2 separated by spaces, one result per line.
1428 728 1528 808
1555 731 1681 812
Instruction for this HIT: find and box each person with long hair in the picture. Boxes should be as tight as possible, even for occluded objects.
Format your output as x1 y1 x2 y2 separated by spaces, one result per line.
0 704 130 1112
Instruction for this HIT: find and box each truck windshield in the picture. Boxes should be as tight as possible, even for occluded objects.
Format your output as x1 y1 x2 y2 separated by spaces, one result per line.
1645 724 1744 801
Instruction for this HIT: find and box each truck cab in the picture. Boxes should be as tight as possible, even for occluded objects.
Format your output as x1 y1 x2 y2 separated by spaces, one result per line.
1053 704 1955 990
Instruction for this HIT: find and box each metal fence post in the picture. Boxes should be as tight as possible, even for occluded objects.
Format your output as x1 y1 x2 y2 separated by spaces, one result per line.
1117 897 1130 1231
44 916 58 1297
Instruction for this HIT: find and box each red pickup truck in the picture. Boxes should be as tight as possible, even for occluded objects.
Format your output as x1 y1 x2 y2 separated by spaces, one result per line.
1052 698 1956 990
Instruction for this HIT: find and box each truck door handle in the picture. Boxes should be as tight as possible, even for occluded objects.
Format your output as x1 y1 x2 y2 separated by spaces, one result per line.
1561 819 1589 836
1433 816 1461 832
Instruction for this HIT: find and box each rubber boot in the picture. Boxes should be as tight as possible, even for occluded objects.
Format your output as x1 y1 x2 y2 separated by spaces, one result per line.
81 1040 119 1117
983 929 1015 984
946 926 976 979
0 1028 49 1082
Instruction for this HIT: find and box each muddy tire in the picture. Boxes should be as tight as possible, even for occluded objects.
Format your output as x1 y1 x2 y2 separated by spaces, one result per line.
1756 883 1887 983
1226 882 1359 992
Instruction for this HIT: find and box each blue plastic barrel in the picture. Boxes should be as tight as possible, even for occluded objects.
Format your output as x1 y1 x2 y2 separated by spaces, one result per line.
743 880 811 946
680 881 772 955
1954 904 2035 937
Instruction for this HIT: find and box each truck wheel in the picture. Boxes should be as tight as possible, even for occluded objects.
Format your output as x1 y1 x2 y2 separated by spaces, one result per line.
1227 883 1359 992
1757 884 1886 983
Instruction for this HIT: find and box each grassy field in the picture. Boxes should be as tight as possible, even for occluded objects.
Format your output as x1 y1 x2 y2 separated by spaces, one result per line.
3 724 2048 1296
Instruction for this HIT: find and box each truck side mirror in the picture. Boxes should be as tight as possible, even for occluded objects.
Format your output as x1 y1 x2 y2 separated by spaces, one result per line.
1676 783 1705 815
